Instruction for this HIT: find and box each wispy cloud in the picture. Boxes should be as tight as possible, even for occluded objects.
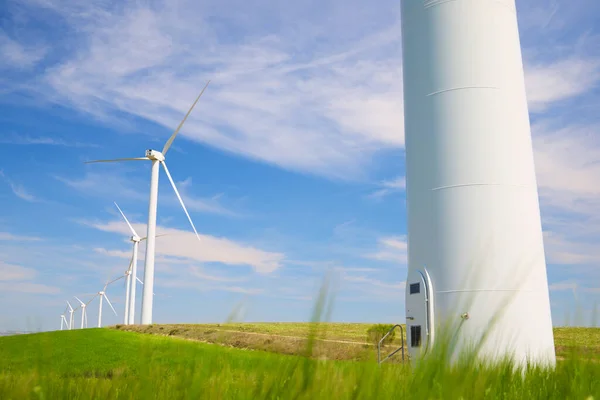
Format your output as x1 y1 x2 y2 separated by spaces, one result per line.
0 134 99 148
0 262 37 281
368 176 405 199
0 232 42 241
189 266 247 283
365 235 407 264
0 31 47 69
0 170 39 203
0 261 60 294
0 282 60 294
5 0 599 183
160 278 262 295
524 57 600 112
8 0 403 179
56 171 239 217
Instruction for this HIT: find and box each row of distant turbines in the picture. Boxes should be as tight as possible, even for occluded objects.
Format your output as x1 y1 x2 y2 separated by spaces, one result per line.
59 203 148 329
59 81 211 330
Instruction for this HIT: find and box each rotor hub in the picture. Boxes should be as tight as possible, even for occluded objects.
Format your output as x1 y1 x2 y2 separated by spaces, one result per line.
145 149 165 162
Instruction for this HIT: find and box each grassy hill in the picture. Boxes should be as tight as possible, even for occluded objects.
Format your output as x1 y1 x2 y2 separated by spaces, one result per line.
1 326 600 399
113 323 600 361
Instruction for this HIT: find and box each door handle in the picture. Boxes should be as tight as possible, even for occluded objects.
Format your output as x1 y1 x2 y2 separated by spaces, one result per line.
406 317 414 320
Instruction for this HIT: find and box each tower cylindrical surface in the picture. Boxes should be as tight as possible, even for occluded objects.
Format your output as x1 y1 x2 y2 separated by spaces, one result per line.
141 160 160 325
401 0 555 366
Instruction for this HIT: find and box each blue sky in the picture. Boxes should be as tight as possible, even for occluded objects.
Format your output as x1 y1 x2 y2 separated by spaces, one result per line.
1 0 599 331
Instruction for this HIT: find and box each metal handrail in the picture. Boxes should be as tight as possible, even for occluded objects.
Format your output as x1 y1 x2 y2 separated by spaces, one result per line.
377 324 405 364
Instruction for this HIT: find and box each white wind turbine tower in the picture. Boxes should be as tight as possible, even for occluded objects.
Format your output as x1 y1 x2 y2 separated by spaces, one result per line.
67 301 74 330
74 296 88 329
86 81 209 324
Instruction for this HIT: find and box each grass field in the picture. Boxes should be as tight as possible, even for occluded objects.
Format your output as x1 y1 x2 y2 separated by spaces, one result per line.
1 324 600 399
113 323 600 361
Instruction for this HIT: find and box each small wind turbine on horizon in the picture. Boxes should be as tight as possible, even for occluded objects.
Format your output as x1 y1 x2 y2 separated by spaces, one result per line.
86 81 209 325
60 307 69 331
91 277 122 328
74 296 89 329
67 301 74 330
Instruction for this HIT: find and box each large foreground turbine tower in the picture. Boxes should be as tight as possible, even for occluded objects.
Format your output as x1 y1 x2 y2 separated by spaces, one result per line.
401 0 555 366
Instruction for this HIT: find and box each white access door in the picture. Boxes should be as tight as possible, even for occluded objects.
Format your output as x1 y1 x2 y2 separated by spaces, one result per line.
405 269 433 359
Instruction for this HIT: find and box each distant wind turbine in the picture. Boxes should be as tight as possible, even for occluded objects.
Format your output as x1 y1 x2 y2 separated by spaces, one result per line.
114 202 167 325
60 310 68 331
86 81 209 324
66 301 74 330
74 296 88 329
92 277 122 328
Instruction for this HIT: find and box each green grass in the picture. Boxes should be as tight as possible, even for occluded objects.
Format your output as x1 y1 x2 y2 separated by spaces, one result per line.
113 322 600 361
1 328 600 399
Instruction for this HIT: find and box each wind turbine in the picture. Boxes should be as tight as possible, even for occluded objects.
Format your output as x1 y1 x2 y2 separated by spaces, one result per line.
86 81 209 324
93 277 122 328
67 301 74 330
60 311 68 331
74 296 88 329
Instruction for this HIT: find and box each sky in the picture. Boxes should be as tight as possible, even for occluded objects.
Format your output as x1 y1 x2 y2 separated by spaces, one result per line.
0 0 599 332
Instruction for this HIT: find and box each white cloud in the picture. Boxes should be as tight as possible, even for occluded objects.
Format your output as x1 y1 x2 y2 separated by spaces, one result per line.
0 262 36 281
12 0 403 179
543 231 600 265
525 57 600 112
0 232 42 241
93 248 131 259
369 176 406 199
189 266 246 283
0 171 39 203
365 235 408 264
86 219 285 274
160 278 262 295
56 171 237 216
6 0 599 182
533 121 600 214
0 261 60 294
0 134 99 148
342 275 405 290
0 31 47 69
0 282 60 294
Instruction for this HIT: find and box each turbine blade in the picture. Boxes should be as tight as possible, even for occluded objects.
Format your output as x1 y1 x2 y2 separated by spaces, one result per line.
74 296 85 306
114 202 139 237
162 80 211 155
104 275 125 290
136 277 144 285
85 157 149 164
86 295 97 306
66 301 73 311
125 253 134 273
104 294 118 316
161 161 202 242
139 233 168 242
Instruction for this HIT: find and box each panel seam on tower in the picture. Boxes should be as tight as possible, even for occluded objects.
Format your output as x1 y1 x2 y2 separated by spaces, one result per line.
427 86 500 97
431 183 535 191
436 289 542 293
423 0 458 9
